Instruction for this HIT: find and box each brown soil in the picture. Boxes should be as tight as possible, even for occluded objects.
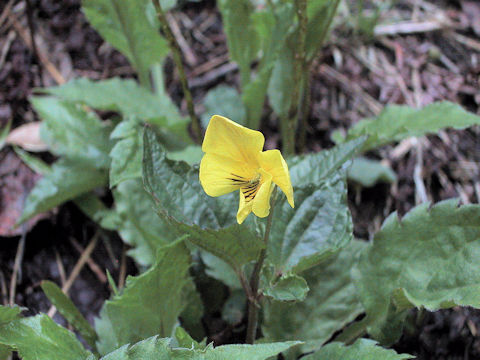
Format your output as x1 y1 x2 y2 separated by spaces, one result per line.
0 0 479 359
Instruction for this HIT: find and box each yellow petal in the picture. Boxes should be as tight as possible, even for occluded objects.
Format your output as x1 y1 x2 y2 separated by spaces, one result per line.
237 190 253 224
252 169 273 218
200 152 256 197
202 115 264 167
258 150 294 208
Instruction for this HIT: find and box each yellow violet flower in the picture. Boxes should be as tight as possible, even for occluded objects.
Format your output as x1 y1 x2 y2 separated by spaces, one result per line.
199 115 294 224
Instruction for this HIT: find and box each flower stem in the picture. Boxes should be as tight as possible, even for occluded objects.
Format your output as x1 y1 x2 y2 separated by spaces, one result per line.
245 187 278 344
152 0 203 143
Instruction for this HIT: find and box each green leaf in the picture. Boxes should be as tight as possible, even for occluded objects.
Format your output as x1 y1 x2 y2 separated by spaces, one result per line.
95 239 192 355
218 0 259 86
167 145 203 165
267 44 295 118
287 137 366 188
164 217 264 275
143 127 237 229
113 179 178 266
263 273 309 302
143 127 264 275
353 199 480 344
305 0 341 61
31 97 113 168
201 252 242 289
74 192 111 225
41 280 97 349
348 157 396 187
173 327 205 350
0 314 92 360
335 102 480 152
0 305 23 325
267 177 353 274
244 3 294 129
0 304 23 357
263 240 365 359
19 159 108 224
82 0 168 86
43 78 185 129
302 339 413 360
201 85 246 127
13 146 51 175
109 124 143 188
242 65 272 129
100 335 301 360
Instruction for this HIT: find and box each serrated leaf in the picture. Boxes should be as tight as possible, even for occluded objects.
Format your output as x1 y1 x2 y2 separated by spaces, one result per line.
201 85 246 127
31 97 113 168
267 177 353 274
95 239 192 355
164 216 264 275
335 102 480 152
263 273 309 302
41 280 97 349
287 137 366 188
263 240 365 359
82 0 168 86
348 157 396 187
101 335 301 360
173 327 206 350
353 199 480 344
19 159 108 224
143 127 237 229
143 127 264 277
109 127 143 188
302 339 413 360
0 314 92 360
43 78 186 130
218 0 259 86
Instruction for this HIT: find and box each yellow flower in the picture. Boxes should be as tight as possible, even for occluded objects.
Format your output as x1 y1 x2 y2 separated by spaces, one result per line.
199 115 294 224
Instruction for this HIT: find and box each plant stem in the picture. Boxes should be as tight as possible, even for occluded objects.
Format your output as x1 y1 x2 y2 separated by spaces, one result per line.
152 0 202 143
284 0 307 156
245 187 278 344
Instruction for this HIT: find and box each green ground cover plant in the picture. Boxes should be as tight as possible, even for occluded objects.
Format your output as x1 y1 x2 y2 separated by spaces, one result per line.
1 0 480 359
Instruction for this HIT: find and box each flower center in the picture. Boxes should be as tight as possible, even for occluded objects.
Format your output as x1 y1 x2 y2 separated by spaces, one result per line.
241 173 261 202
228 172 262 203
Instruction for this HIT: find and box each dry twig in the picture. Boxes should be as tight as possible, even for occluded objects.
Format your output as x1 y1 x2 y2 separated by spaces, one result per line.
319 64 383 115
47 232 100 318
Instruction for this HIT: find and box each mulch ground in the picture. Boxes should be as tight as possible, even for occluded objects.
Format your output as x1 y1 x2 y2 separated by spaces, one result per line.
0 0 479 359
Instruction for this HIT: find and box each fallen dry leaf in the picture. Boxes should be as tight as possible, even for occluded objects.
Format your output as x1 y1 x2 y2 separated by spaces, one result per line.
0 150 49 236
6 122 49 152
